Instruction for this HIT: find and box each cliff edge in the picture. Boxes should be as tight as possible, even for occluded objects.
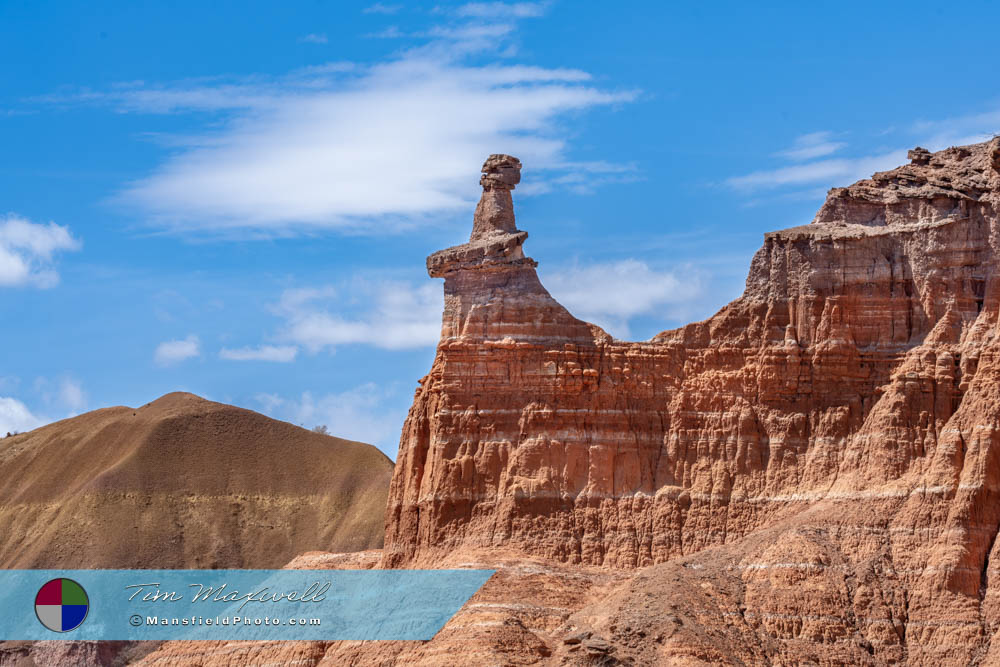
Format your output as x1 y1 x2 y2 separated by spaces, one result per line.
379 139 1000 664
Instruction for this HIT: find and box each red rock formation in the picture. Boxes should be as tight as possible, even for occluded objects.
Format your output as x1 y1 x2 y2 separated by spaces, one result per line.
119 141 1000 666
375 141 1000 662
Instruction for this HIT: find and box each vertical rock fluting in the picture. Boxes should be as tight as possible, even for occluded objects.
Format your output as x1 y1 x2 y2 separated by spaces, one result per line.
384 140 1000 662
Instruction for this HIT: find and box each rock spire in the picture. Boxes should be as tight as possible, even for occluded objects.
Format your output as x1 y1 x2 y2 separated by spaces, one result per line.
470 153 522 240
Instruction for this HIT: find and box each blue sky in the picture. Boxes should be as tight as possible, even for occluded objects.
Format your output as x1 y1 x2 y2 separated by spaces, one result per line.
2 0 999 456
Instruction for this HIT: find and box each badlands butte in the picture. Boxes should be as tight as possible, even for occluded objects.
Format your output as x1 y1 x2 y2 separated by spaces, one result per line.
5 137 1000 666
0 392 392 570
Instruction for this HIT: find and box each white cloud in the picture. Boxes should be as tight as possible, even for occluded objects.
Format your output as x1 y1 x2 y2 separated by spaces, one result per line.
542 259 706 339
425 22 516 41
261 260 702 350
363 2 401 14
219 344 298 362
28 376 88 418
57 378 86 413
275 282 441 352
726 150 907 192
367 25 404 39
0 396 45 435
455 2 548 18
113 65 631 234
299 33 328 44
911 108 1000 150
255 383 405 455
154 335 201 366
61 12 635 236
541 160 639 194
727 105 1000 196
0 214 80 288
773 131 846 161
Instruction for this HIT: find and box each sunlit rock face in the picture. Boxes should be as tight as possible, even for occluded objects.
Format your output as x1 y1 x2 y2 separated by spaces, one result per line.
135 141 1000 666
382 140 1000 663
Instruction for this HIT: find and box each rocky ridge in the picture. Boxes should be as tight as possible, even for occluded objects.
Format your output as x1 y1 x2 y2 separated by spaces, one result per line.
31 140 1000 666
376 140 1000 664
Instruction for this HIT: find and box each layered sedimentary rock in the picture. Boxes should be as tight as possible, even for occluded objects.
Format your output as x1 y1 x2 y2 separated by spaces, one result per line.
374 141 1000 663
53 141 1000 666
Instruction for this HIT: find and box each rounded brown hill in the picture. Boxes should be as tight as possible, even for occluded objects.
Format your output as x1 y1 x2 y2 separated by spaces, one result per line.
0 392 393 568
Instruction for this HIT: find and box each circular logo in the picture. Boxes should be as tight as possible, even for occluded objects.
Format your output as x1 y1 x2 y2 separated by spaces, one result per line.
35 578 89 632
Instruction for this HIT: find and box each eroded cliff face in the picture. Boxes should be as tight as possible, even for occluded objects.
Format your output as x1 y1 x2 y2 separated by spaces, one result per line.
385 140 1000 569
378 142 1000 664
376 140 1000 664
134 141 1000 667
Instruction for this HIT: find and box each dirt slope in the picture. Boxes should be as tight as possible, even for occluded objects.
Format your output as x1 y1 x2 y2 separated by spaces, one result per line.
0 392 392 569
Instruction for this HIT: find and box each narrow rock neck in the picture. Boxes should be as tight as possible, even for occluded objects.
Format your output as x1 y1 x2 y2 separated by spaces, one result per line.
470 187 517 240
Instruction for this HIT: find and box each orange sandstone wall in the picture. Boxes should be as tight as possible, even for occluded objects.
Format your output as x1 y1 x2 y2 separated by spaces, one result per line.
384 141 1000 573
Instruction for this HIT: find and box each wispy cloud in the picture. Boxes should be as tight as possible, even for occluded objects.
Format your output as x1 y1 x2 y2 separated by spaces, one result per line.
910 108 1000 150
454 2 549 18
45 10 634 237
154 335 201 366
38 65 355 114
60 378 86 412
0 375 91 435
363 2 401 14
33 376 87 414
0 396 45 435
367 25 404 39
0 214 80 288
773 131 846 161
298 33 328 44
219 344 298 362
274 282 441 352
425 22 515 41
542 259 706 339
112 62 630 235
726 150 907 192
531 160 639 195
259 259 703 350
255 383 405 456
727 106 1000 197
